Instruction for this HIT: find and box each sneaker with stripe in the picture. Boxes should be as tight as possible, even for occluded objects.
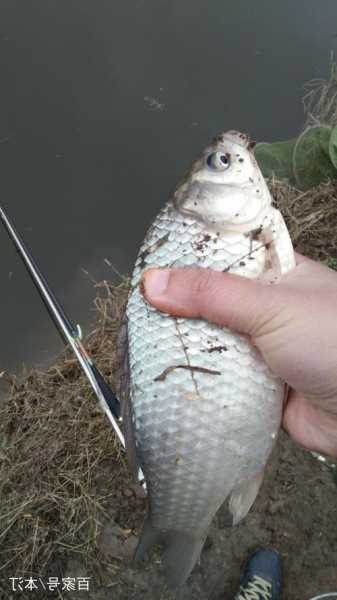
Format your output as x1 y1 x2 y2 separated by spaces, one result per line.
234 549 282 600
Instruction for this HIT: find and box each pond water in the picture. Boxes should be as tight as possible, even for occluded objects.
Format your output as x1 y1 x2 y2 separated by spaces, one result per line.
0 0 336 375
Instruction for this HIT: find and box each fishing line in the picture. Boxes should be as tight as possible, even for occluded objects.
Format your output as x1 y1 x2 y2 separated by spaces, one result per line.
307 594 337 600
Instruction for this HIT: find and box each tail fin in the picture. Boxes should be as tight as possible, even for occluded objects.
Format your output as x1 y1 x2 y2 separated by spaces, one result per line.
162 530 206 589
134 516 163 563
134 517 206 589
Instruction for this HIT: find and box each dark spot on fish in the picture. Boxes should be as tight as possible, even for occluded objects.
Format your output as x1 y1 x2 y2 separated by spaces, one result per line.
239 261 246 266
139 279 146 296
138 233 170 269
235 213 240 217
264 242 271 250
213 134 225 143
248 140 256 149
256 189 260 193
248 256 255 260
139 249 149 269
238 158 244 163
154 394 158 398
223 266 231 272
271 200 278 208
223 404 228 409
249 177 254 183
194 201 198 206
216 232 220 236
247 225 263 241
154 364 221 382
194 233 212 252
207 345 228 354
183 222 187 227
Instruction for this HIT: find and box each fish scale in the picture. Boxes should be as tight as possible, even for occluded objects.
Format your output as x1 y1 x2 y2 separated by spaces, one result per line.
122 130 295 589
128 206 280 516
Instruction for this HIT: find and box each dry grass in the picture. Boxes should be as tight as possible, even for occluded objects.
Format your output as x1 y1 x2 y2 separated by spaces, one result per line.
1 71 337 593
271 178 337 266
0 280 130 588
303 62 337 127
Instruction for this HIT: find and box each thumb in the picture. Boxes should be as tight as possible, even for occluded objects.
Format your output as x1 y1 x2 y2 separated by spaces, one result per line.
141 267 280 337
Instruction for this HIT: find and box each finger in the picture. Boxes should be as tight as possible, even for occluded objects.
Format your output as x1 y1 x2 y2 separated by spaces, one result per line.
141 267 278 336
283 391 337 457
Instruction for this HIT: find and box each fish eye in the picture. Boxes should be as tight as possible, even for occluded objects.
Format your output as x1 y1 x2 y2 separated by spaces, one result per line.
206 152 230 171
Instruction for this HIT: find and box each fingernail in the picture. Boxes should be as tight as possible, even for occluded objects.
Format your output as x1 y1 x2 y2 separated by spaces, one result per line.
142 269 170 297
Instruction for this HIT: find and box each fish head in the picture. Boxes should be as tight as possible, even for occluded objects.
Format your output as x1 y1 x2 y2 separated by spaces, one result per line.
173 130 271 232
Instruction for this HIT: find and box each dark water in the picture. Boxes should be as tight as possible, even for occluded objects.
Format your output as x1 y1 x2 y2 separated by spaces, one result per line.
0 0 336 374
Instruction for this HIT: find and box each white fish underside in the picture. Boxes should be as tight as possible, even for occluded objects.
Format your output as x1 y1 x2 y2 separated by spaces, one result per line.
126 201 295 535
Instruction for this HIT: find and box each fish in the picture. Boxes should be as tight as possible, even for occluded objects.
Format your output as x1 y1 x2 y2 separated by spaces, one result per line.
117 130 295 589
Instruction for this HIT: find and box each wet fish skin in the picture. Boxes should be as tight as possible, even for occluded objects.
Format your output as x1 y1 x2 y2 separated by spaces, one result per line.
121 131 295 588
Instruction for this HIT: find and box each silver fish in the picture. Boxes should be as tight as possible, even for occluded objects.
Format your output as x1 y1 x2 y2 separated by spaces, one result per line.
118 131 295 589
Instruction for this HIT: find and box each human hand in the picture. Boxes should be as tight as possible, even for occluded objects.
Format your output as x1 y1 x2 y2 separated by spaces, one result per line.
141 255 337 458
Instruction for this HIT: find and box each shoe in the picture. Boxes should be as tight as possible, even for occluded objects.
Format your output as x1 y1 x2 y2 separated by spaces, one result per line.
234 549 282 600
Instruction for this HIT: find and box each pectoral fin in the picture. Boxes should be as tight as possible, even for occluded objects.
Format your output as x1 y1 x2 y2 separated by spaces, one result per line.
162 530 206 590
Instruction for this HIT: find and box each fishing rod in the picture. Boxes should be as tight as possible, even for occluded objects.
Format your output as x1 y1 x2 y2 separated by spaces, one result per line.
0 204 146 487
